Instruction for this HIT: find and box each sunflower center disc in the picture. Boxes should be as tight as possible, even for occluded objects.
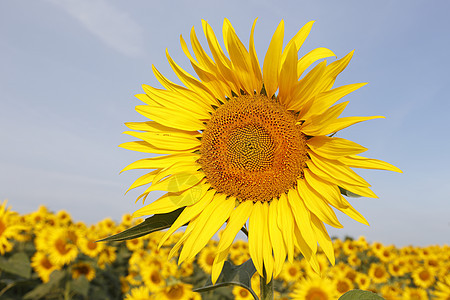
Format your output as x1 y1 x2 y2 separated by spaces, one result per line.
199 95 308 202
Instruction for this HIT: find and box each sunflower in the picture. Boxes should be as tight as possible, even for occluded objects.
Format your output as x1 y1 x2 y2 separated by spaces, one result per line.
354 272 371 290
334 277 353 295
126 237 145 251
368 263 390 284
123 18 401 282
30 251 61 283
155 282 199 300
290 276 338 300
280 260 304 282
404 287 429 300
71 262 96 281
45 227 78 266
97 246 117 269
140 264 166 293
197 244 217 274
55 210 72 225
379 285 401 300
433 275 450 300
124 286 152 300
347 253 361 267
78 231 105 258
233 286 255 300
388 258 406 277
0 200 28 254
229 240 250 265
412 266 436 289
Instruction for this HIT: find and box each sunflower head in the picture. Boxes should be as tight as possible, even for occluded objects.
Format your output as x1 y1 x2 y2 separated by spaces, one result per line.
199 94 308 202
122 18 401 283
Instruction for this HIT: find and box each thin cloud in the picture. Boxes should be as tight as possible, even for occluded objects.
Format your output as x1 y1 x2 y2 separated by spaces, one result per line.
45 0 144 57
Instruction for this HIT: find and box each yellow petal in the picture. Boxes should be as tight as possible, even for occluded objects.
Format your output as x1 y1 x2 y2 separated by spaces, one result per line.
142 172 204 194
180 194 235 262
211 244 232 284
249 18 263 93
202 20 240 94
123 131 201 151
293 223 320 273
288 61 327 111
263 20 284 97
120 153 199 173
165 50 217 104
306 160 378 198
189 61 232 101
277 193 295 263
169 216 198 260
124 121 201 137
142 84 212 118
268 199 286 277
189 26 217 73
339 183 378 198
135 105 205 132
310 214 335 265
303 168 347 209
281 20 315 66
308 150 370 187
300 82 367 120
224 19 254 94
202 20 232 69
278 43 298 107
216 201 253 253
125 170 159 194
297 47 336 78
287 188 317 254
180 34 230 101
120 141 189 155
261 202 274 283
318 116 385 135
297 178 343 228
132 182 210 217
152 65 219 107
135 93 159 106
159 189 216 248
338 155 402 173
307 136 367 159
318 50 354 92
334 195 369 226
153 161 201 186
249 201 264 276
299 101 348 135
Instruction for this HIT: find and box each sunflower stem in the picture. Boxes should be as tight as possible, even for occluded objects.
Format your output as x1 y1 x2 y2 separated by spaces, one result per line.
260 267 274 300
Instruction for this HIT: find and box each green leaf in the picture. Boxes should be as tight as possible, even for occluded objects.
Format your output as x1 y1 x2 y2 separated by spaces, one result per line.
97 207 185 242
339 186 362 197
24 270 67 300
339 289 385 300
194 259 258 300
71 275 90 297
0 252 31 278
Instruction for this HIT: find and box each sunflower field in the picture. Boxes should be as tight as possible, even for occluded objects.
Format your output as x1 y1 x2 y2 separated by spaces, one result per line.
0 201 448 300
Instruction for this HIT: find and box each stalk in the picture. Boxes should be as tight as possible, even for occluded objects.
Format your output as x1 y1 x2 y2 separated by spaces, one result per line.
259 267 274 300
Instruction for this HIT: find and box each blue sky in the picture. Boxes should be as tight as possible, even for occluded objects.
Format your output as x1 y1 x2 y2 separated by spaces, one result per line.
1 0 449 247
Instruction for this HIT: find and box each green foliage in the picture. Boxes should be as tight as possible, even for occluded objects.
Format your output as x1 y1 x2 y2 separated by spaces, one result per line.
23 270 67 300
194 259 258 300
339 289 385 300
0 252 31 278
97 208 185 242
339 186 362 197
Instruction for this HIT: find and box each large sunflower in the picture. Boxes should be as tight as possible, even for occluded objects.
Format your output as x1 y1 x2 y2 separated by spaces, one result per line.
122 19 401 283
